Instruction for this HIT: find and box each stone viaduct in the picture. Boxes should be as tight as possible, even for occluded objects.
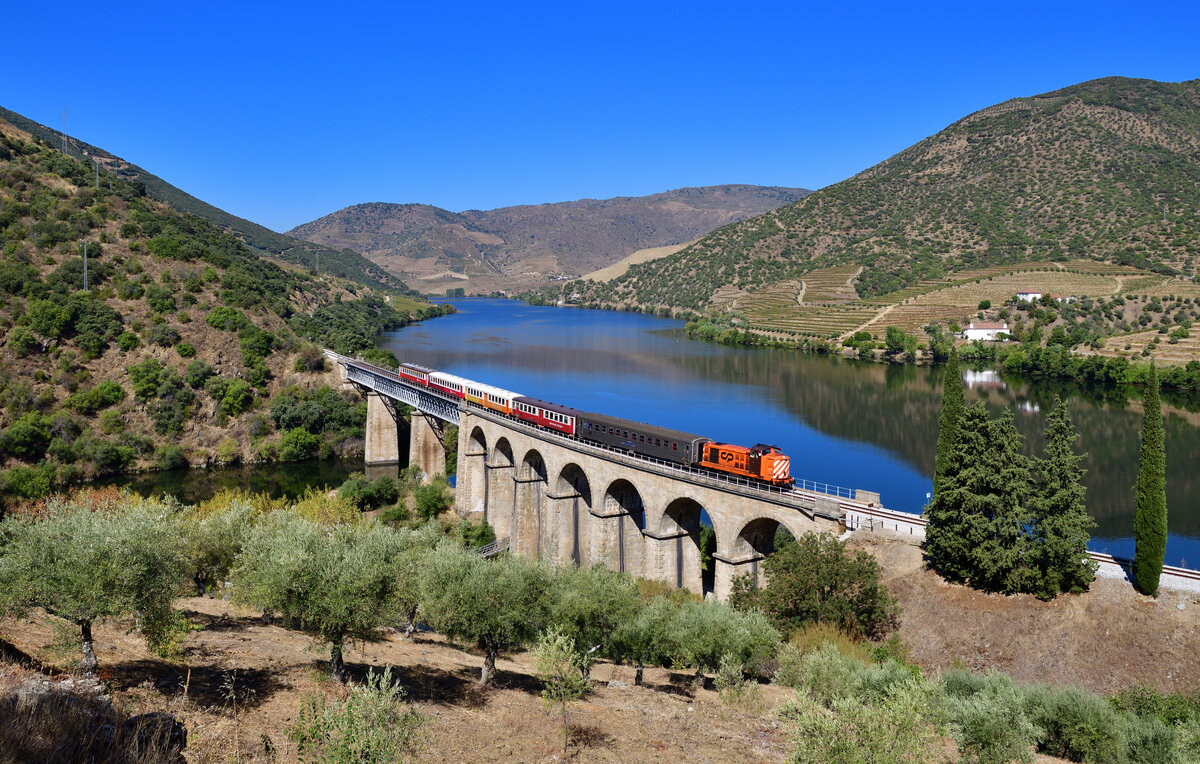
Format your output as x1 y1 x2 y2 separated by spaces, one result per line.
332 353 877 600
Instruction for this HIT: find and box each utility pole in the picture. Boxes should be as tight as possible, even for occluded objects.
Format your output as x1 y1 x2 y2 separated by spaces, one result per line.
83 241 88 291
61 109 68 153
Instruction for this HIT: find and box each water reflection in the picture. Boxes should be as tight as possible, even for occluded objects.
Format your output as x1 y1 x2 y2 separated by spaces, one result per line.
96 459 362 505
379 299 1200 565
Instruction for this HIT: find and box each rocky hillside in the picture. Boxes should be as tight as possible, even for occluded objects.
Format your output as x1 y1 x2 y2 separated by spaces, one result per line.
0 106 405 293
288 185 810 294
564 77 1200 312
0 117 447 501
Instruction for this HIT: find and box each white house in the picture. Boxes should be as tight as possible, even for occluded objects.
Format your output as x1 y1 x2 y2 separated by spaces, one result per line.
1016 289 1042 302
962 321 1009 341
1049 294 1077 304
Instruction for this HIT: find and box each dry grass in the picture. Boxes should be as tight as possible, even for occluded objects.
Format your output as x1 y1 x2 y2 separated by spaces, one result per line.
849 531 1200 696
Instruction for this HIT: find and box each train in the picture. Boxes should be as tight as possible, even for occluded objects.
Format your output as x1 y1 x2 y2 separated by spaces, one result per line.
386 360 794 487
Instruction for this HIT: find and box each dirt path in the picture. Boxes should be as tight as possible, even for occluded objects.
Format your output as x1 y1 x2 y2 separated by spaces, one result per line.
795 281 806 306
844 303 894 339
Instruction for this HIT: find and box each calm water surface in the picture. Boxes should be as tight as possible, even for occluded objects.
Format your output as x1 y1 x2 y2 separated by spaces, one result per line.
97 458 362 505
379 298 1200 566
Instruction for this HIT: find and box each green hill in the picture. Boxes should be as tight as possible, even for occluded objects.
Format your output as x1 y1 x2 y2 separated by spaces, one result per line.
0 117 447 501
564 77 1200 312
0 106 405 293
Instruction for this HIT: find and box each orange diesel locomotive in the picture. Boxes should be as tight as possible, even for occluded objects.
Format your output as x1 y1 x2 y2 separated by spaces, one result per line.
699 442 793 486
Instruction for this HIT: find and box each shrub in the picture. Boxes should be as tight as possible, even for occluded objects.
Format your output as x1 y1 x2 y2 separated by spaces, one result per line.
287 667 424 763
338 473 401 510
217 379 255 417
779 684 943 764
7 325 37 356
414 476 452 519
184 360 215 389
148 323 181 347
280 427 321 461
730 531 899 639
153 445 188 470
63 381 125 416
1 412 51 459
175 342 196 358
143 283 175 313
940 670 1036 764
115 330 139 351
205 306 249 332
1025 684 1124 762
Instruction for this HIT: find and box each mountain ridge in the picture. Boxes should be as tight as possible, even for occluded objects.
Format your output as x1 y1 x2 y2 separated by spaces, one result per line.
288 184 810 294
559 77 1200 313
0 106 405 293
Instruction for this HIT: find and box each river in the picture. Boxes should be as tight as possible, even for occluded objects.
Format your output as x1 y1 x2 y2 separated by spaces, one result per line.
377 298 1200 566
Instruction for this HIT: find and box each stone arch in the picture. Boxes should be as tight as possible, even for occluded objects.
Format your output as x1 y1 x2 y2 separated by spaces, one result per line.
462 426 488 517
732 517 789 588
601 479 647 577
554 463 592 565
656 497 706 593
488 437 515 542
515 449 548 559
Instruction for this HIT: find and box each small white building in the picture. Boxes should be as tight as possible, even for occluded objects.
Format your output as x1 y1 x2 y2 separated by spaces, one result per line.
1016 289 1042 302
1049 294 1077 304
962 321 1009 341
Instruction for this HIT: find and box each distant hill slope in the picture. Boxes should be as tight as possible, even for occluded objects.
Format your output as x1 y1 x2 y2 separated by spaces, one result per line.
287 185 810 294
563 77 1200 312
0 106 405 293
0 118 447 496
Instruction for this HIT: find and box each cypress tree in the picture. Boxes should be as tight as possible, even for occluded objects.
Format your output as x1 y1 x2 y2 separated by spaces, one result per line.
926 403 1033 590
1029 396 1096 600
1133 363 1167 596
933 348 965 498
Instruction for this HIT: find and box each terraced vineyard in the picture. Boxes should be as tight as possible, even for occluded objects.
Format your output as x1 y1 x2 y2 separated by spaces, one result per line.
1089 328 1200 365
732 263 1197 344
799 265 861 303
746 304 882 338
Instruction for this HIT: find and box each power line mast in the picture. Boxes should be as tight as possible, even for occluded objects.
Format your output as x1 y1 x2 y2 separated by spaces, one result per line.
60 109 68 152
82 240 88 291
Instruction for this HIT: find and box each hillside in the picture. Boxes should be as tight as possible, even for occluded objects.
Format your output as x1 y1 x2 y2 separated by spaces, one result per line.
287 185 810 294
0 118 448 500
564 77 1200 312
0 107 404 293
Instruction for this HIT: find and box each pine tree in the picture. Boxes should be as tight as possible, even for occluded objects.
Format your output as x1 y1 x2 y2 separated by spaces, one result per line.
1133 363 1167 596
933 348 965 498
925 404 1034 591
1029 396 1096 600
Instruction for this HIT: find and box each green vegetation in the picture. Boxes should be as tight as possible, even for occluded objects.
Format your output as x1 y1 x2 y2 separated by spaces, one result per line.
232 512 409 682
0 496 187 674
532 627 592 755
933 348 963 497
288 667 424 764
729 531 898 639
0 123 449 504
1133 363 1167 595
927 401 1096 598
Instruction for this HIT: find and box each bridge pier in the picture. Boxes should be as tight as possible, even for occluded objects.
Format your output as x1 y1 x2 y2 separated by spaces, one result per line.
409 412 447 483
365 393 401 465
712 554 762 601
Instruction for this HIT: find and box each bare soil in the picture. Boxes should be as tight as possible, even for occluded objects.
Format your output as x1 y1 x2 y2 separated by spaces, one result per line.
4 534 1194 762
849 530 1200 695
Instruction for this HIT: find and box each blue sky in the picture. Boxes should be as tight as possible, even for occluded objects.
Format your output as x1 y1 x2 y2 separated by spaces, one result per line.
4 1 1197 232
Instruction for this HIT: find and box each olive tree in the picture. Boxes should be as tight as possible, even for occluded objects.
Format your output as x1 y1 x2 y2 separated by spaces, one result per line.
0 498 187 676
232 512 406 683
610 596 679 686
182 498 256 596
418 546 552 685
549 564 642 678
